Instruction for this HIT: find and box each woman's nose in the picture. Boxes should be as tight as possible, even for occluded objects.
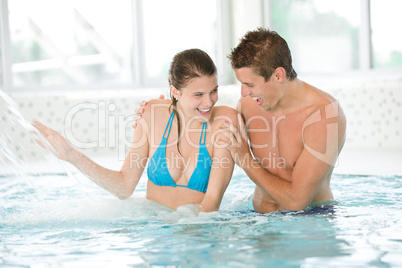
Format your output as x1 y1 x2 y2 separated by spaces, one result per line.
203 95 213 106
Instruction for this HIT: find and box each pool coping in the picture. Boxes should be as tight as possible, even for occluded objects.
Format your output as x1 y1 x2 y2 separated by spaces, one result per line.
1 150 402 177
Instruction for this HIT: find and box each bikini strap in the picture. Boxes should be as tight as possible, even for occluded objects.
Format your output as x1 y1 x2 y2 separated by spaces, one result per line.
163 111 175 139
199 122 207 145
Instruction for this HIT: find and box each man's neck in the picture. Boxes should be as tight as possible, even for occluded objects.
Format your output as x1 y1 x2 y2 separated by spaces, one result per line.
272 78 307 115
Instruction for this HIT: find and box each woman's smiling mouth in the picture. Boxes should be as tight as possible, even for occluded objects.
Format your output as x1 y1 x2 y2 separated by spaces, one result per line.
197 107 211 114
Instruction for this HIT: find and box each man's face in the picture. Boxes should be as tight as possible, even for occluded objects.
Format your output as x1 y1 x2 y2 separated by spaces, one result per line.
234 67 281 112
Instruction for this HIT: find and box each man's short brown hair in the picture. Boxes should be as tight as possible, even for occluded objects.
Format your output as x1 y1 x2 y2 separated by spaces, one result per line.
228 27 297 81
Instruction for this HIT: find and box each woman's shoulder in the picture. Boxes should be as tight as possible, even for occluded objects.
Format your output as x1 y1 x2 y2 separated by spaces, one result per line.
137 99 172 131
144 98 171 108
212 105 238 116
142 99 172 116
211 106 239 127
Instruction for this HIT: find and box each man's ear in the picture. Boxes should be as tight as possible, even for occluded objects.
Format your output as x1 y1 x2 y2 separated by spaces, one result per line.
274 67 286 82
170 85 181 100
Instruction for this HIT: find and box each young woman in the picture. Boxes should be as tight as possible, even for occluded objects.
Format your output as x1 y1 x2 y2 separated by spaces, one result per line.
33 49 238 213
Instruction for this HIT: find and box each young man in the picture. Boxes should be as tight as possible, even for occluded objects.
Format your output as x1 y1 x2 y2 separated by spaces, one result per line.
220 27 346 213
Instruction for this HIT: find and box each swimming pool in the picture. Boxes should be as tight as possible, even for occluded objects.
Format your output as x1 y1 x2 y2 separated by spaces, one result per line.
1 89 401 267
1 169 401 267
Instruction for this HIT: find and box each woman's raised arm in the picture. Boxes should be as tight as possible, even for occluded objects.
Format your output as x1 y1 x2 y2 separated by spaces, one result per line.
33 115 150 199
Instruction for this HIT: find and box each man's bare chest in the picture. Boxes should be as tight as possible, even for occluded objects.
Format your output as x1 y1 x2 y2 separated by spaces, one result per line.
245 113 305 174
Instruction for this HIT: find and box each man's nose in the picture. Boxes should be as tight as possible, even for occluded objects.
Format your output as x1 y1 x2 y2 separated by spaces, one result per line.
241 85 250 97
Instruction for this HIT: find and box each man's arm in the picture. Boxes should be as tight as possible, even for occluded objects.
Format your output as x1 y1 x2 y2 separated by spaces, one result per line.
220 103 346 210
242 144 335 210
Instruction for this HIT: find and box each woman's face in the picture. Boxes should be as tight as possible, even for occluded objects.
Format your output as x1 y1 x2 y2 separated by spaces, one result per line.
174 75 218 122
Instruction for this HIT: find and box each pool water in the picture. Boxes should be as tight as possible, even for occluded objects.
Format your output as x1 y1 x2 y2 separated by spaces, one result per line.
1 170 401 267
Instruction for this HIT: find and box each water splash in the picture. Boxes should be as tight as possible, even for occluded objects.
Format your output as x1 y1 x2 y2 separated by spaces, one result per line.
0 89 61 202
0 89 135 214
0 90 32 170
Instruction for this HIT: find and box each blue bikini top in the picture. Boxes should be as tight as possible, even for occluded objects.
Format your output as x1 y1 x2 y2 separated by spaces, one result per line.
147 111 212 193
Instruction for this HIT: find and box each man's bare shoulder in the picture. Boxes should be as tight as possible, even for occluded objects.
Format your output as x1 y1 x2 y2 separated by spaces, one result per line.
302 83 347 147
305 82 336 105
305 83 346 125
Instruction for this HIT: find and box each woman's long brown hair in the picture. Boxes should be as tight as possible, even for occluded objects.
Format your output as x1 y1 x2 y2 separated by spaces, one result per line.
168 49 217 153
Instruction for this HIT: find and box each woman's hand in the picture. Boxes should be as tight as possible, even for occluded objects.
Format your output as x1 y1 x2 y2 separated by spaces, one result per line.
32 121 74 162
132 94 165 128
218 114 253 168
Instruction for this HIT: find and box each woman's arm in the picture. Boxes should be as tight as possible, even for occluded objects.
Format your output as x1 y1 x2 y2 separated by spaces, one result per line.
33 114 150 199
197 108 239 212
198 143 234 212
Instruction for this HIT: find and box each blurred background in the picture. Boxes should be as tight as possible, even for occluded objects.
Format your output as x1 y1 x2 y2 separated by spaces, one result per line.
1 0 402 175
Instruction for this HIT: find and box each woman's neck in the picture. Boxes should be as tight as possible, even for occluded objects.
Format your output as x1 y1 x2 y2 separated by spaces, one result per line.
174 103 207 130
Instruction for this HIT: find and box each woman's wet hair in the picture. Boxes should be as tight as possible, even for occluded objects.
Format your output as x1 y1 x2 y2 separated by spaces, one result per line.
168 48 217 152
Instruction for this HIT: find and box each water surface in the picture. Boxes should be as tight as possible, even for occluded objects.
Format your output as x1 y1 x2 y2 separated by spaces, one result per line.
1 171 401 267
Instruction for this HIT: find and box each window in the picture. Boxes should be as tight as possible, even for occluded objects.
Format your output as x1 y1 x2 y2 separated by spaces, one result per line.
270 0 360 74
267 0 402 74
0 0 219 91
371 0 402 68
0 40 3 86
2 0 401 91
7 0 133 88
142 0 217 84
